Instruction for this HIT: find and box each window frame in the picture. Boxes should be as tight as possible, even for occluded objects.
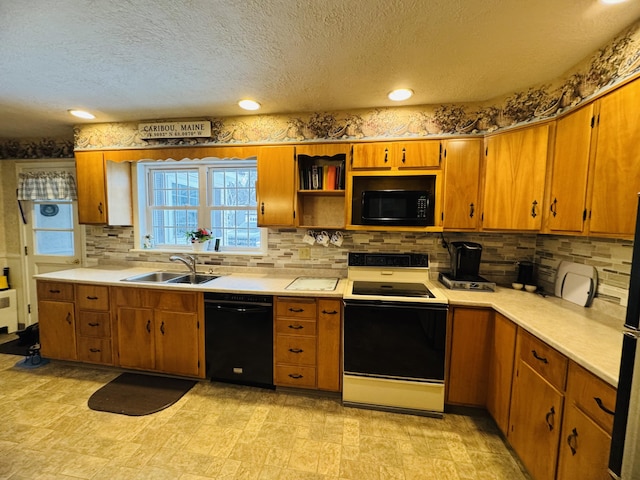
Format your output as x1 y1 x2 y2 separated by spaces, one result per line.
136 158 266 255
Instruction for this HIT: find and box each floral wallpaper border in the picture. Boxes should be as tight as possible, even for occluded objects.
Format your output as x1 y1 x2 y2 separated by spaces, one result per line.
1 20 639 157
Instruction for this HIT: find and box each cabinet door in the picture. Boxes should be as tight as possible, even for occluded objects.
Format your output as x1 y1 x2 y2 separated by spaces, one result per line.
317 299 342 392
257 146 295 226
483 124 549 230
547 105 594 233
38 300 77 360
75 151 107 224
397 140 441 169
486 313 517 435
446 307 491 406
589 79 640 236
509 361 564 480
154 310 200 377
351 143 391 169
557 404 612 480
443 138 482 230
116 306 155 370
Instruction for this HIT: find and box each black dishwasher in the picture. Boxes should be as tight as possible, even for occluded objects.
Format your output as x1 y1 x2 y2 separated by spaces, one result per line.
204 292 274 389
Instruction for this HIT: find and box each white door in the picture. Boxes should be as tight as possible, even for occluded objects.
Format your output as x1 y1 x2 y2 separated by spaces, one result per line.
18 163 83 326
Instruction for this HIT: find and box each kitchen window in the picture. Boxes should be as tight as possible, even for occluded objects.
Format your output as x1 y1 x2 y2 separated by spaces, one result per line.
138 159 265 253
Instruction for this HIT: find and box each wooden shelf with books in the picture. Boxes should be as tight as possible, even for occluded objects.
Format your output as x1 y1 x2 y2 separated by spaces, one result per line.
294 144 348 229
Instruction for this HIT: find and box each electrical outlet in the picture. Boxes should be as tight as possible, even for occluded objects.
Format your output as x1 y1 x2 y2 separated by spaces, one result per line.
299 247 311 260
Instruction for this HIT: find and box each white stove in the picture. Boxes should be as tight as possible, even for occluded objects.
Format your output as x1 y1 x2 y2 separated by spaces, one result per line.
342 252 449 417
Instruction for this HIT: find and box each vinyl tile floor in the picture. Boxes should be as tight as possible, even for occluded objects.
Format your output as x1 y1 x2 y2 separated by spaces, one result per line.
0 351 531 480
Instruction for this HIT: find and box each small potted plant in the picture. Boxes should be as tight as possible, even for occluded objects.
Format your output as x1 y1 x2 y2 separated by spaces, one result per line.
185 227 212 251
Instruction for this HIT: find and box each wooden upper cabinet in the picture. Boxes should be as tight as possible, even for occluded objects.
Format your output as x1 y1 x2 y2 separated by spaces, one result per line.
482 123 550 231
546 104 594 234
589 78 640 237
442 138 482 230
75 151 132 225
351 140 441 169
256 146 295 227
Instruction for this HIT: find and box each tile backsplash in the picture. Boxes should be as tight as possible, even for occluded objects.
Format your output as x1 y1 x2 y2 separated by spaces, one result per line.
86 226 632 307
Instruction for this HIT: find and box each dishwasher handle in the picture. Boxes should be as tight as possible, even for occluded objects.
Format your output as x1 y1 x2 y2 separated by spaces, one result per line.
207 303 272 314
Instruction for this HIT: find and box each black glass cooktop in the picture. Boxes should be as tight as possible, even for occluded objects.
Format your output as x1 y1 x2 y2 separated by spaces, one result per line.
352 281 434 298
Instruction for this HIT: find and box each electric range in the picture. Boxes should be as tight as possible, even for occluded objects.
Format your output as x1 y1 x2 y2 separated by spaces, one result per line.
342 252 448 417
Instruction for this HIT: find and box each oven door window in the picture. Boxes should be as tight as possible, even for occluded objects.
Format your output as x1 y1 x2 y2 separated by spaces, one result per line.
344 302 446 381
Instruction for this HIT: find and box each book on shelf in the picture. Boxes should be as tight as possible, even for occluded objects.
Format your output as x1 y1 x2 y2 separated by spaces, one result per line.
298 158 345 191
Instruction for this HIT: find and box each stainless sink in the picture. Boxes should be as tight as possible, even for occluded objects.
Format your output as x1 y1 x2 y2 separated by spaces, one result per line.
122 271 187 283
166 274 221 285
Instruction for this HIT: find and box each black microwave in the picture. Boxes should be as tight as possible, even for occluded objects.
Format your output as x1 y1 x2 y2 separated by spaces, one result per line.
361 190 434 226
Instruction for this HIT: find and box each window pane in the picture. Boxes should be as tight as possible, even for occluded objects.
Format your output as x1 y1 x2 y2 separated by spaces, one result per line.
35 231 74 255
152 170 199 207
34 202 73 228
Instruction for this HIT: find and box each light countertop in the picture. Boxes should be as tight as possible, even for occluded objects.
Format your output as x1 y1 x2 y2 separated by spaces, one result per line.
35 266 624 387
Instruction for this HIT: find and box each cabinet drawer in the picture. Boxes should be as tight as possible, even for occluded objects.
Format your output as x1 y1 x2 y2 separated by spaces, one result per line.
276 335 316 365
275 319 316 336
77 337 112 364
275 365 316 388
76 285 110 311
276 298 317 319
77 311 111 337
519 329 568 390
567 362 616 433
37 281 74 301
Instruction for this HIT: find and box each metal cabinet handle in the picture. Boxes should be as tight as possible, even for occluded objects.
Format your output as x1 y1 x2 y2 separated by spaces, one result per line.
289 308 304 313
288 324 304 330
567 427 578 455
594 397 615 416
98 202 103 214
88 322 100 327
89 348 101 353
66 313 72 324
288 348 304 354
288 373 303 379
160 321 165 335
146 319 151 333
321 310 338 315
545 406 556 431
86 296 98 300
384 148 388 163
531 350 549 364
531 200 538 218
401 147 406 163
49 289 61 294
469 203 475 218
261 202 264 215
550 198 558 217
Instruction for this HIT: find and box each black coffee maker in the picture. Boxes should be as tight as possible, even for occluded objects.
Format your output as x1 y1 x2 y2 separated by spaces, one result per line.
449 241 483 279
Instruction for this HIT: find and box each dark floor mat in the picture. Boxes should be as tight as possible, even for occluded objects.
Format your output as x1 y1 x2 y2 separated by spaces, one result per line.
0 339 29 356
88 372 197 416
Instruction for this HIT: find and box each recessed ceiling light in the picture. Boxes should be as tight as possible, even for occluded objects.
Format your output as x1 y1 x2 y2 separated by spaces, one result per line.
68 109 95 119
388 89 414 101
600 0 628 4
238 99 261 111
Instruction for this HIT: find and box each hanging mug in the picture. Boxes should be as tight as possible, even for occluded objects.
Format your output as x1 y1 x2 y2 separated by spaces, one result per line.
302 230 316 245
316 231 330 247
330 231 344 247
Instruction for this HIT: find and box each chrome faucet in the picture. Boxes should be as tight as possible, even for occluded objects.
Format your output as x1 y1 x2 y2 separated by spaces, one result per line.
169 254 197 274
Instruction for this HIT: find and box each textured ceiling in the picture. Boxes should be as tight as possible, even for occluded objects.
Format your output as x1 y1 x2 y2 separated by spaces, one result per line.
1 0 640 139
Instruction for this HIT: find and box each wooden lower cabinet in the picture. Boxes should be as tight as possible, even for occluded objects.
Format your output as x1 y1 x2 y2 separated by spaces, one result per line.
37 281 77 361
509 330 568 480
556 362 617 480
113 287 205 378
274 297 342 391
75 284 112 365
446 307 492 406
486 312 517 435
